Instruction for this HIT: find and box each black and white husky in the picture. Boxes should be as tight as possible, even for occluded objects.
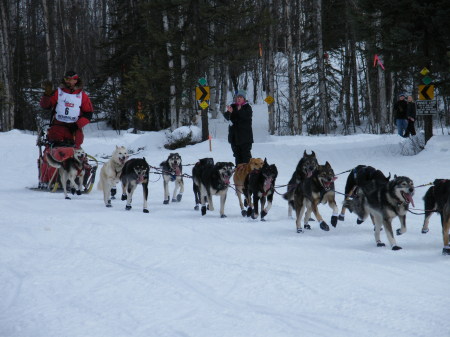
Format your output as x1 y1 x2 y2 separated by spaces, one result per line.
421 179 450 255
120 158 150 213
192 158 214 210
193 160 234 218
159 153 184 204
46 147 86 200
345 175 415 250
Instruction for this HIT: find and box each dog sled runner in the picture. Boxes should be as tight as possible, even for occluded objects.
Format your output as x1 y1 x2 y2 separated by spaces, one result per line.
32 124 98 194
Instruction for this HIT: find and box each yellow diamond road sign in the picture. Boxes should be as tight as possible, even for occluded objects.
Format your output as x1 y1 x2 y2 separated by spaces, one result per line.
420 67 430 76
264 96 274 104
418 84 434 100
199 101 209 109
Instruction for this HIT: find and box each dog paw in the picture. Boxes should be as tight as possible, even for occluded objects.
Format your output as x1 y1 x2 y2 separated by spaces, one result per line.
357 218 364 225
421 228 429 234
396 229 403 236
65 196 71 200
319 221 330 231
176 194 183 202
71 188 76 195
392 246 402 251
251 213 258 220
143 209 149 213
125 205 132 211
260 218 266 222
244 199 248 207
163 199 169 205
110 188 117 197
76 190 82 195
442 247 450 255
376 242 386 247
331 216 338 227
220 214 227 218
261 210 268 219
106 202 112 208
111 196 116 200
241 209 247 217
296 228 303 233
304 224 311 230
171 198 177 203
121 194 127 201
246 207 253 217
338 214 345 221
201 206 207 216
309 217 315 222
194 204 199 211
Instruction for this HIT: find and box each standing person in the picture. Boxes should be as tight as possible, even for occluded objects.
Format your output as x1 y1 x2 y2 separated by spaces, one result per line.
404 95 417 137
223 89 253 165
393 93 408 137
40 70 94 148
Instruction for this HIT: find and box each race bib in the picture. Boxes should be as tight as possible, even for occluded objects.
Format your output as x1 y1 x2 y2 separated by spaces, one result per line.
55 88 82 123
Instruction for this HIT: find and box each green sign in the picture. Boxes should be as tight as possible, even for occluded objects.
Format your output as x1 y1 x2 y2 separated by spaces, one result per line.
422 76 432 85
198 77 207 86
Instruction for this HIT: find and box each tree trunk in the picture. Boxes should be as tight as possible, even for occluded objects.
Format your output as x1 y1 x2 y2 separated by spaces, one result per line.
315 0 328 134
267 0 276 135
162 12 177 129
42 0 53 81
0 0 14 131
285 0 297 135
295 0 303 134
377 59 387 133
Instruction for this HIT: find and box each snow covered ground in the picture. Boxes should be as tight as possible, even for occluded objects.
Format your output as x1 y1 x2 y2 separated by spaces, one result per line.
1 105 450 337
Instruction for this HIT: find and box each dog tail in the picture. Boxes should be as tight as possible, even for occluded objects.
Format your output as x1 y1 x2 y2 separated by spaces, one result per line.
46 153 62 169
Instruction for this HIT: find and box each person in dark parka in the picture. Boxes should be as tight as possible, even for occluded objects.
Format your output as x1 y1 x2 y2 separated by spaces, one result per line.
393 93 408 137
223 89 254 165
404 95 417 137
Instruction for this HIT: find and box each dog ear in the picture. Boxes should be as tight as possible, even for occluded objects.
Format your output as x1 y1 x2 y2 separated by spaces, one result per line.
303 150 307 156
325 161 331 168
311 150 315 156
394 174 397 179
387 173 391 180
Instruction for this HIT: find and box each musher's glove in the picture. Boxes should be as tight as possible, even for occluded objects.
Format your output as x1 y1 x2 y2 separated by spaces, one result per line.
42 80 54 96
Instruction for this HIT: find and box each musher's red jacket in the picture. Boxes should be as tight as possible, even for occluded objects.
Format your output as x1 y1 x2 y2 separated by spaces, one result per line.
40 86 93 129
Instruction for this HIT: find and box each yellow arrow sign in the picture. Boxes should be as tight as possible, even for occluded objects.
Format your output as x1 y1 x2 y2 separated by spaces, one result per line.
418 84 434 100
264 96 274 104
196 86 210 101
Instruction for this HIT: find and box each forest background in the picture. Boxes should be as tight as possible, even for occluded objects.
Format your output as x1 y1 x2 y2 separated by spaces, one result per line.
1 0 450 138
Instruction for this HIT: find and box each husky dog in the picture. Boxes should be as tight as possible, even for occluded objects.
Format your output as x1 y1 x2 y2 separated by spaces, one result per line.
192 158 214 210
233 158 265 216
160 153 184 204
345 175 415 250
97 146 128 207
339 165 390 222
291 162 339 233
243 158 278 221
284 151 319 217
120 158 150 213
421 179 450 255
46 147 87 199
197 161 234 217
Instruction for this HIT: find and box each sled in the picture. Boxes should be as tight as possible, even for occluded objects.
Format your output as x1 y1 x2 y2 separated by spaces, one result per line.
33 124 98 194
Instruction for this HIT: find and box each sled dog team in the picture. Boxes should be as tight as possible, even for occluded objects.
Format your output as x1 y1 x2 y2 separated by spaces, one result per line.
48 146 450 255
